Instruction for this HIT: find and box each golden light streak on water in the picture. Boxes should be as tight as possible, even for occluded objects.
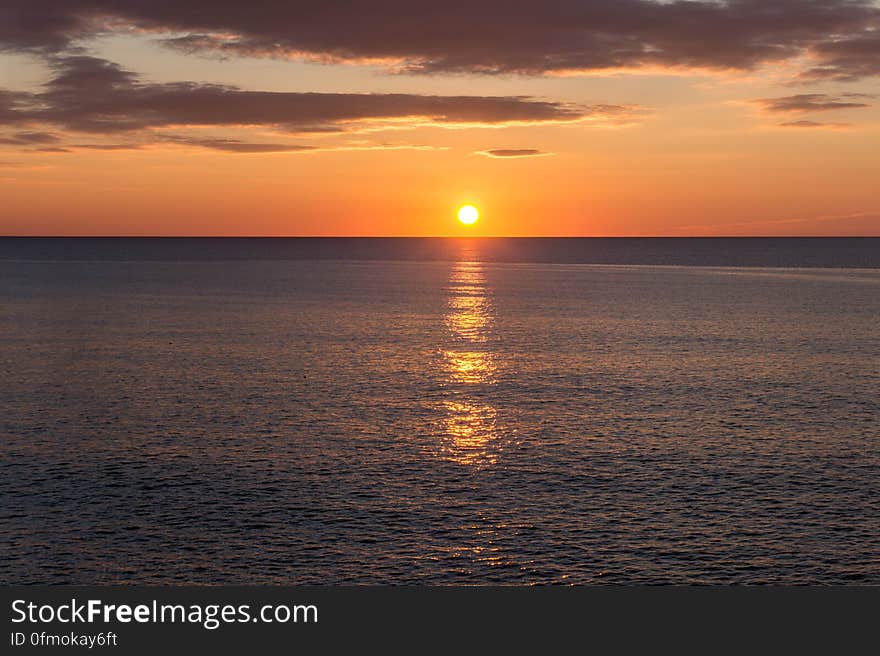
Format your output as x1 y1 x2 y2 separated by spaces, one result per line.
438 259 502 467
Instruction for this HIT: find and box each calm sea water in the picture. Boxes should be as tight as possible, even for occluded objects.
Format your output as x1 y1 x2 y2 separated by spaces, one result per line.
1 238 878 584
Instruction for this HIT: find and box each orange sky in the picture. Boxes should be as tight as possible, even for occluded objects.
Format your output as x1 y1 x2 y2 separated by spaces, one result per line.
1 2 879 236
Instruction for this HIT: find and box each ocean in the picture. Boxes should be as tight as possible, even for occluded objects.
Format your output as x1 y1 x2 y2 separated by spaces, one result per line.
1 238 878 584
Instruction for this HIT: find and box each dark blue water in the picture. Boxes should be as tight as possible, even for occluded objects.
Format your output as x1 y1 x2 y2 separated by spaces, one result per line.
1 239 878 584
1 237 878 267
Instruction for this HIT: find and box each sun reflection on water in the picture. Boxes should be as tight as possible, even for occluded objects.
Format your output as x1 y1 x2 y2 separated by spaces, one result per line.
445 294 493 342
437 260 502 468
439 401 500 467
442 350 496 384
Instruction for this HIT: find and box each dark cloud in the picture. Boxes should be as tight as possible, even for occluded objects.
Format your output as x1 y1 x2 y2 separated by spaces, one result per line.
72 140 322 153
778 119 851 128
753 93 873 113
0 130 60 144
801 32 880 80
0 56 607 134
0 2 98 52
48 54 137 90
30 146 70 152
163 136 317 153
0 89 33 126
71 143 142 150
476 148 550 158
1 1 880 79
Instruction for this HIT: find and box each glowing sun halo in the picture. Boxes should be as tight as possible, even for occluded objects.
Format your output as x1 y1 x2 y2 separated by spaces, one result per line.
457 205 479 225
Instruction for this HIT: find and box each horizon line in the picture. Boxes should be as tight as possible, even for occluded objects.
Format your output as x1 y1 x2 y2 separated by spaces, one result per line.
2 235 880 239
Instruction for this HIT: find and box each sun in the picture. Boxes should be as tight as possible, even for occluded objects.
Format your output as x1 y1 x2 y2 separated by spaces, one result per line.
457 204 479 225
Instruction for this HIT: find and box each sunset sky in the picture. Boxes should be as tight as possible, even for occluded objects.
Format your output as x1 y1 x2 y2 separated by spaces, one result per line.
1 1 879 236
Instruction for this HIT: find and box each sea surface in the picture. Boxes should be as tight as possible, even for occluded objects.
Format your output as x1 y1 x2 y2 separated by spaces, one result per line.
1 238 878 584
